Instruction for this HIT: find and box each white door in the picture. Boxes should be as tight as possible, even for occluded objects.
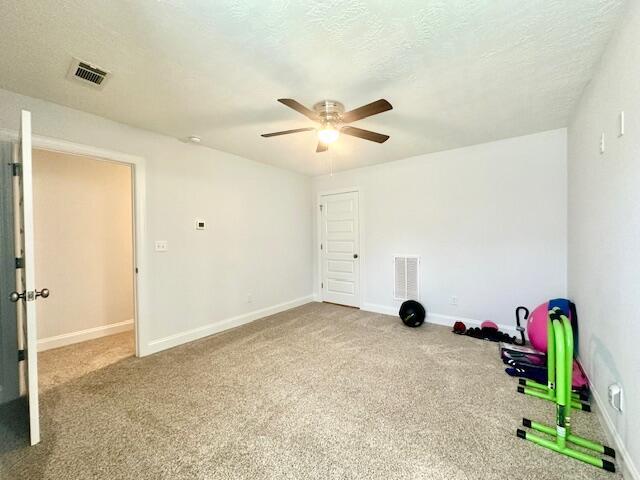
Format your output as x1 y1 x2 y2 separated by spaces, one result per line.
320 191 360 307
10 111 43 445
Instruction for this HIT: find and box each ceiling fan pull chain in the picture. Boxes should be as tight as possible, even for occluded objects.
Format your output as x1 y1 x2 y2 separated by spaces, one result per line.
330 150 333 176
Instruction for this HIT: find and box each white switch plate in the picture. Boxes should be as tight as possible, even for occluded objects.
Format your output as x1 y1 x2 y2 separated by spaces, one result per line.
450 295 458 306
155 240 168 252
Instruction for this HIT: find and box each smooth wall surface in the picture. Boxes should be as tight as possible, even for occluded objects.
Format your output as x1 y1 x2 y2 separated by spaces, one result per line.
32 149 134 344
0 88 313 355
313 129 568 329
567 1 639 475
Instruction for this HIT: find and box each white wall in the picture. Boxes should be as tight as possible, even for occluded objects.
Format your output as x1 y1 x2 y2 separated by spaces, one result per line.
567 1 640 476
313 129 567 330
33 149 134 349
0 88 313 356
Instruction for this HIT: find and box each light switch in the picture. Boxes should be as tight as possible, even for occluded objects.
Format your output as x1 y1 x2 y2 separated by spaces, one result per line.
155 240 168 252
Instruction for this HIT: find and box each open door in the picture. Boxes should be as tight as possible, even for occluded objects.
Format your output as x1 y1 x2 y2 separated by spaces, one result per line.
8 111 47 445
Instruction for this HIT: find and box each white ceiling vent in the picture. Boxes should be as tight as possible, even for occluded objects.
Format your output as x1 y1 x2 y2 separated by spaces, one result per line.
66 58 110 89
394 255 420 301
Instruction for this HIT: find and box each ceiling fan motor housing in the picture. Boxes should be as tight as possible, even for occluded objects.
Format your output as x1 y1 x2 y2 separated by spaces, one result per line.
313 100 344 126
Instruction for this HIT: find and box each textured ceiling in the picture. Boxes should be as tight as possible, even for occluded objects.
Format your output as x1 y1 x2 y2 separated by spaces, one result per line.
0 0 626 175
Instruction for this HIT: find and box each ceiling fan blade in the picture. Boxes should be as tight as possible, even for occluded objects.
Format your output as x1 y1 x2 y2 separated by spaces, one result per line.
277 99 320 122
341 99 392 123
316 142 328 153
261 127 315 137
341 126 389 143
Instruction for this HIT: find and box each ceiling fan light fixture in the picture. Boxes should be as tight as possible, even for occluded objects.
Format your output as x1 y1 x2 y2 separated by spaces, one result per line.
261 98 392 152
318 125 340 144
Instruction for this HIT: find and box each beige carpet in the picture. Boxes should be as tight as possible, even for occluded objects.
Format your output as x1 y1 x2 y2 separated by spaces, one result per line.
38 330 135 394
0 303 620 479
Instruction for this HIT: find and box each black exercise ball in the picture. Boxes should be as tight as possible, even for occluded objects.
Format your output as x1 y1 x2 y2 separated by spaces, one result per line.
399 300 426 327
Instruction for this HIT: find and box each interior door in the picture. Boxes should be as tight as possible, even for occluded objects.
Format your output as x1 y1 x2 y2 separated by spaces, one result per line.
320 191 360 307
9 111 45 445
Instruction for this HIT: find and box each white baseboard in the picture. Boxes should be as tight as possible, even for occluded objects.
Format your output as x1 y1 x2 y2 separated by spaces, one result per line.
144 295 314 356
361 303 519 336
361 302 397 315
582 366 639 479
38 319 134 352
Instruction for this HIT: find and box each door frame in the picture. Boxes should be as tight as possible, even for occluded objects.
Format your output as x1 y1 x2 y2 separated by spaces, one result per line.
316 187 362 308
0 129 147 357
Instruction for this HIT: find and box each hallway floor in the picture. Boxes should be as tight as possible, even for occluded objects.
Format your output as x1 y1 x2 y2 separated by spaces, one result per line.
38 330 134 393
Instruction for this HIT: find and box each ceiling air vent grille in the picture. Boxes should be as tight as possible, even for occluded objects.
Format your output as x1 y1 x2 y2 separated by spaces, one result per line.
67 58 110 89
394 255 420 301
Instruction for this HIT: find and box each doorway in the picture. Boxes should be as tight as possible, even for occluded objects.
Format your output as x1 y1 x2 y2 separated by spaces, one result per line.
1 113 146 446
32 149 136 391
319 190 360 308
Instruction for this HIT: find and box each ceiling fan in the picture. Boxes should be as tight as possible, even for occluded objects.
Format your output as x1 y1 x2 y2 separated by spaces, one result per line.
261 98 393 152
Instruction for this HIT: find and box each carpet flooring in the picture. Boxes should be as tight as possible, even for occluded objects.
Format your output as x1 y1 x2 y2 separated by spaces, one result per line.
0 303 621 479
38 331 134 394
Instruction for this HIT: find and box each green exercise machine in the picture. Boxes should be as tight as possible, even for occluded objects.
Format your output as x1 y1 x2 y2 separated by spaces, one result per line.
516 307 591 411
516 309 616 472
518 378 589 408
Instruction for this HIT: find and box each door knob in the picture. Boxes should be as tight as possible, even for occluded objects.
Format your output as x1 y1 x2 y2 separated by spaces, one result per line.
9 289 50 302
353 254 359 259
9 291 25 302
36 288 50 299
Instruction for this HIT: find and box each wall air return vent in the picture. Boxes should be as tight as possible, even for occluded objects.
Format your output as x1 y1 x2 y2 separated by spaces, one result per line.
393 255 420 301
67 58 110 89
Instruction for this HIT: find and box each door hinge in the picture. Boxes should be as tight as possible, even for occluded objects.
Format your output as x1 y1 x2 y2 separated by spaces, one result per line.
320 243 323 250
11 162 21 177
321 282 324 289
15 257 24 269
135 267 139 274
18 349 25 362
319 204 323 211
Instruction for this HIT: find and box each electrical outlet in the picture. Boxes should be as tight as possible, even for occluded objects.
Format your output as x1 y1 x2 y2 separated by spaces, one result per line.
450 296 458 306
608 384 623 412
247 293 253 304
